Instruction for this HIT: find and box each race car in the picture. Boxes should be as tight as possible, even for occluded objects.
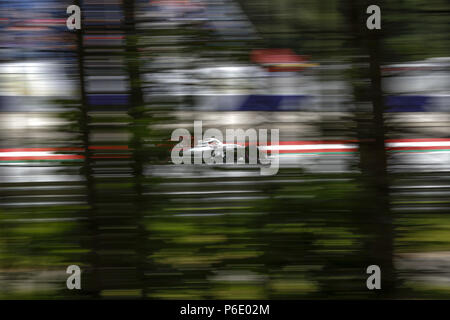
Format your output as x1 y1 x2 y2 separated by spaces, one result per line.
186 137 259 164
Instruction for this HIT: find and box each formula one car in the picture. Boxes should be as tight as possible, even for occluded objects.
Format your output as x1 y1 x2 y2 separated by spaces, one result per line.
187 138 256 164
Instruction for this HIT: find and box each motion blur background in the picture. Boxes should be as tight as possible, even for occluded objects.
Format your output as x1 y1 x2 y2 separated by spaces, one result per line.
0 0 449 299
